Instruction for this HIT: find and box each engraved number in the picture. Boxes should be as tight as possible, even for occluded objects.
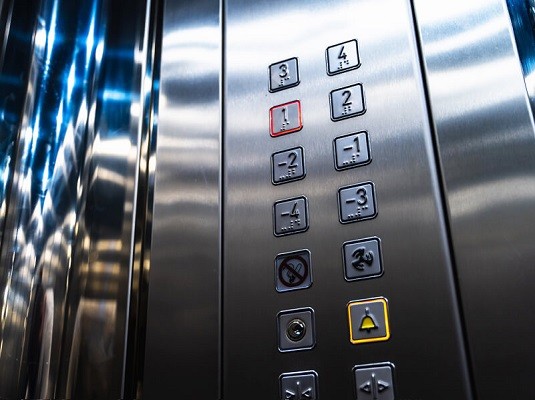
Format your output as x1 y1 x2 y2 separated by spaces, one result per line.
279 63 289 78
282 107 289 123
288 151 298 168
342 90 352 107
354 136 361 153
290 202 300 217
356 188 368 206
338 45 347 60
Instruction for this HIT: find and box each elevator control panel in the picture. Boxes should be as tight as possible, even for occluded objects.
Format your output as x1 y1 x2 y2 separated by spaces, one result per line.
224 0 472 399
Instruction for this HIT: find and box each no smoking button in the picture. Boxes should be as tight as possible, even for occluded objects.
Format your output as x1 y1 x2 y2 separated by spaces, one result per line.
275 249 312 293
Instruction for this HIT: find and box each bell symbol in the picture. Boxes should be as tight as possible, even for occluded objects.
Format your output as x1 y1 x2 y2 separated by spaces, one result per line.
359 308 378 332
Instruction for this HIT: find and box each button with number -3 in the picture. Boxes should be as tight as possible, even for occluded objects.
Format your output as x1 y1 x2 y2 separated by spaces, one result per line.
326 39 360 75
338 182 377 223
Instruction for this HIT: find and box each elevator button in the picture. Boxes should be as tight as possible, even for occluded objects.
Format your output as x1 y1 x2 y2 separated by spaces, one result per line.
278 308 315 352
272 147 305 185
269 57 300 92
274 196 309 236
330 84 365 121
326 39 360 75
347 298 390 344
334 131 371 170
353 363 395 400
270 100 303 137
275 249 312 292
338 182 377 223
280 371 318 400
343 237 383 281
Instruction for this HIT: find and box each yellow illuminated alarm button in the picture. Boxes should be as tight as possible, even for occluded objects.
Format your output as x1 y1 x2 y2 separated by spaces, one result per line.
347 297 390 344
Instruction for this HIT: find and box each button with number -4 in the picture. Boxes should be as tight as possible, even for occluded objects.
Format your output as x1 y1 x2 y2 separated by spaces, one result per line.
326 39 360 75
338 182 377 223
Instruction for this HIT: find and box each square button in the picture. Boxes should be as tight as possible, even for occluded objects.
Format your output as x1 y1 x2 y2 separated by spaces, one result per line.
277 308 316 352
326 39 360 75
334 131 371 170
270 100 303 137
354 363 395 400
272 147 305 185
347 298 390 345
343 237 383 281
274 196 309 236
269 57 300 92
338 182 377 223
275 249 312 293
280 371 318 400
330 84 365 121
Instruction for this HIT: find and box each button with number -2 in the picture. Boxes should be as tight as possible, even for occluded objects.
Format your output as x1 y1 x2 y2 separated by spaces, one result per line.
272 147 305 185
338 182 377 223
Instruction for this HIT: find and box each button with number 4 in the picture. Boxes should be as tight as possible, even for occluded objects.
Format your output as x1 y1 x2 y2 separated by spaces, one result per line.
326 39 360 75
338 182 377 223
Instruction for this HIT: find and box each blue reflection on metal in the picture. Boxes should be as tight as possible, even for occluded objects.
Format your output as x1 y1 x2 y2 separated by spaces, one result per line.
506 0 535 104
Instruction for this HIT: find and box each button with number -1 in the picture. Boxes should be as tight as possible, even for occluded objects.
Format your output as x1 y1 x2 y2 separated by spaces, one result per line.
326 39 360 75
338 182 377 223
270 100 303 137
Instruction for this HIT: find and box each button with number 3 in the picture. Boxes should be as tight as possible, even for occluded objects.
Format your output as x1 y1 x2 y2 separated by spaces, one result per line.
269 57 300 92
326 39 360 75
338 182 377 223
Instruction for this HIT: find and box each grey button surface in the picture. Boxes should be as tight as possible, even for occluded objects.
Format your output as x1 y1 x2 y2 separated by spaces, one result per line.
330 84 365 121
326 39 360 75
334 131 371 170
277 308 315 352
272 147 305 184
343 237 382 281
338 182 377 223
274 196 308 236
269 57 300 92
280 371 318 400
270 100 302 136
354 363 395 400
275 249 312 292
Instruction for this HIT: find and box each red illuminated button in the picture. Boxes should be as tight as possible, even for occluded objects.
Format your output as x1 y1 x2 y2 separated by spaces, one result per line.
270 100 303 137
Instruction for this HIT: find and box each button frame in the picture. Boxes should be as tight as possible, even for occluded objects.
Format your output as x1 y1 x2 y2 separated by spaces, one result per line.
270 100 303 137
326 39 361 75
273 196 309 237
275 249 313 293
329 83 366 121
269 57 300 92
271 146 306 185
277 307 316 352
280 370 319 400
342 237 383 282
347 297 391 345
338 181 378 224
333 131 371 171
353 362 395 400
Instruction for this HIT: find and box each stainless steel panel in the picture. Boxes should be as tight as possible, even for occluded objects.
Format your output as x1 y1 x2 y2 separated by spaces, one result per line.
143 0 221 398
0 0 157 397
224 0 471 399
413 0 535 398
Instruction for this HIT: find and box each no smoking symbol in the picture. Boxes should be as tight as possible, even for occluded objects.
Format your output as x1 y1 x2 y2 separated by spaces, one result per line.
279 255 309 288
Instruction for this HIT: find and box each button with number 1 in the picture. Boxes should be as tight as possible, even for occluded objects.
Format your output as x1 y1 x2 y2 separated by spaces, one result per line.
270 100 303 137
326 39 360 75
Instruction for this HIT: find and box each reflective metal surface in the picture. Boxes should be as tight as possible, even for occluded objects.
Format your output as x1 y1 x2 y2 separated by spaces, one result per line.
223 0 471 398
413 0 535 398
143 0 221 398
0 0 159 398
